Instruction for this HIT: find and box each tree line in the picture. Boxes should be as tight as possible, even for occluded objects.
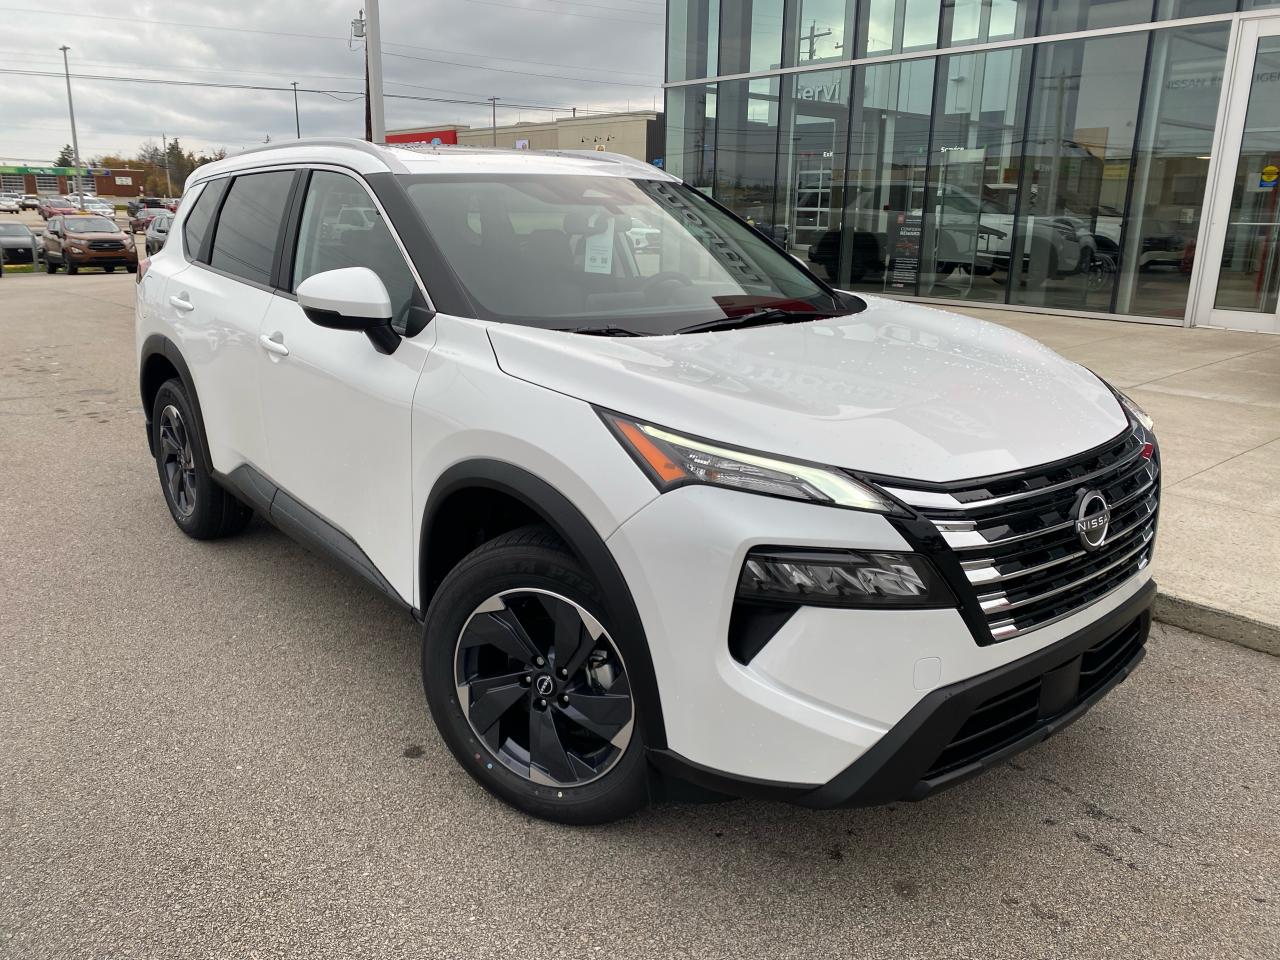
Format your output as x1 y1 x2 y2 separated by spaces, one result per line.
54 139 228 197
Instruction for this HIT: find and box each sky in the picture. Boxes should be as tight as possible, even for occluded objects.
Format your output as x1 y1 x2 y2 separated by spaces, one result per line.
0 0 665 163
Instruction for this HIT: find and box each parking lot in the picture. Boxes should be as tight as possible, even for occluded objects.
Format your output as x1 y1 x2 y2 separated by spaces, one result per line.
1 272 1277 958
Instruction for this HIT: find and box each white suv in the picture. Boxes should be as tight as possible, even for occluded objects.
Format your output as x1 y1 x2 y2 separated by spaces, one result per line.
135 139 1160 824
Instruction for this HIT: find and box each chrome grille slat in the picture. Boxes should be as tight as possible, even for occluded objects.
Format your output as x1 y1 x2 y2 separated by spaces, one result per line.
882 427 1159 642
882 436 1146 513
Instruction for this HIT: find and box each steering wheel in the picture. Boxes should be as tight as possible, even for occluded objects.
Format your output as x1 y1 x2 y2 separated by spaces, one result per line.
641 271 693 305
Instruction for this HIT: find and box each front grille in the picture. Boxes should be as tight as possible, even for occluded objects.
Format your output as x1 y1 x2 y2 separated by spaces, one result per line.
881 427 1159 642
88 239 124 250
924 614 1145 779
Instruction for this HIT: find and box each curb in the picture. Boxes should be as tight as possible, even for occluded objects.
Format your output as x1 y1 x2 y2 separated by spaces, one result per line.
1153 592 1280 658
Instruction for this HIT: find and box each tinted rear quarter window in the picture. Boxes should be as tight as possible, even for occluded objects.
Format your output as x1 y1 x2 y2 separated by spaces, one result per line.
209 171 294 284
183 180 226 261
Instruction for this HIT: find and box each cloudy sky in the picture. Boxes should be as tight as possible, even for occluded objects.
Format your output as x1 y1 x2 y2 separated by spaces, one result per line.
0 0 665 163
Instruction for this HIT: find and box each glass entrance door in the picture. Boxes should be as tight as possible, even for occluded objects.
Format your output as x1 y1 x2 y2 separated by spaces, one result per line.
1197 18 1280 332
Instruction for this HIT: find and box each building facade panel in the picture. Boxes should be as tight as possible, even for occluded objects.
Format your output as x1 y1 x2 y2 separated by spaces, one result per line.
665 0 1280 330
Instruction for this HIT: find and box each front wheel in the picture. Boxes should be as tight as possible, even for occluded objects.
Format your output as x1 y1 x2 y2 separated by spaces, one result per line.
151 379 252 540
45 258 57 274
66 260 78 275
423 526 648 824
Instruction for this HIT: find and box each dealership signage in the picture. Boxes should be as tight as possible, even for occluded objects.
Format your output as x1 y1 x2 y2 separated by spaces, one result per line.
796 80 841 102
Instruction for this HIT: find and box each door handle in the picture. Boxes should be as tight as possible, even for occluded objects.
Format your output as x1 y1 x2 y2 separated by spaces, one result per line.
259 333 289 357
169 295 194 312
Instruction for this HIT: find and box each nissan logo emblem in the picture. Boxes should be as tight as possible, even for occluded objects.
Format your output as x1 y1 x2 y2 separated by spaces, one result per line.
535 675 555 696
1073 490 1111 551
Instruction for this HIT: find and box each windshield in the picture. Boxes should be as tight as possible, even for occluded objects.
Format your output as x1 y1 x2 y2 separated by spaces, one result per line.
400 174 850 334
63 217 118 234
0 224 30 236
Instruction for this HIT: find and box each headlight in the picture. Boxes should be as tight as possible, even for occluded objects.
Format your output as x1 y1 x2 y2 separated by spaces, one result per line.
602 412 899 513
1114 388 1154 432
67 244 84 253
738 549 952 607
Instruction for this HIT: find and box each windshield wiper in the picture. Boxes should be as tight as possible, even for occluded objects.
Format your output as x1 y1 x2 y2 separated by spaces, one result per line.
565 325 646 337
675 309 828 335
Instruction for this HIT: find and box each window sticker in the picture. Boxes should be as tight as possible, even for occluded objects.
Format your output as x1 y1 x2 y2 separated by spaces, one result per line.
584 213 615 275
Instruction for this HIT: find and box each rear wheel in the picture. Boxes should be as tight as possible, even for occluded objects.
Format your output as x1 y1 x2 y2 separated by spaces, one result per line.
151 379 252 540
45 257 57 274
423 526 648 824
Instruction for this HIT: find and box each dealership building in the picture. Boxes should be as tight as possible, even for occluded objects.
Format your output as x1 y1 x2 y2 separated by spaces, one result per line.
665 0 1280 332
0 164 147 197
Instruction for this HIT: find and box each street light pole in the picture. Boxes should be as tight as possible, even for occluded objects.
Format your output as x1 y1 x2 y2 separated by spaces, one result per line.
365 0 386 143
488 97 499 147
58 45 84 198
292 81 301 138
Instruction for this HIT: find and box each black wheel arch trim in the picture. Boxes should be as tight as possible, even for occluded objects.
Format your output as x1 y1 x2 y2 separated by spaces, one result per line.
139 333 213 473
421 458 667 750
651 578 1155 807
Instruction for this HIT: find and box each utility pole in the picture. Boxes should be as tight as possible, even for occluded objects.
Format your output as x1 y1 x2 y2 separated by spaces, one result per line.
161 133 174 198
292 81 301 138
488 97 499 147
365 0 386 143
58 45 83 198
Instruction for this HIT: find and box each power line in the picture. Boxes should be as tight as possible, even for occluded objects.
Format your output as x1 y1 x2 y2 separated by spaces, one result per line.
378 40 658 78
0 68 591 112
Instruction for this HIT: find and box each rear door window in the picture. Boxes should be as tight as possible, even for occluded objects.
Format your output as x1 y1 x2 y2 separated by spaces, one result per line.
209 171 294 285
183 179 226 262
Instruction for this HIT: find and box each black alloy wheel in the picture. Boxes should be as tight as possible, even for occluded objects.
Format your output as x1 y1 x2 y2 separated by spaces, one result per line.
455 588 634 788
157 403 198 519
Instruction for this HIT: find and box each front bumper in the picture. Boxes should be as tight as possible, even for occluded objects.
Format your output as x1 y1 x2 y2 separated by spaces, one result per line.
651 579 1151 806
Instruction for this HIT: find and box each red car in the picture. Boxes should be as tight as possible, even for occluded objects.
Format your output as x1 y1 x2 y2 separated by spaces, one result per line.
39 198 77 220
130 208 167 233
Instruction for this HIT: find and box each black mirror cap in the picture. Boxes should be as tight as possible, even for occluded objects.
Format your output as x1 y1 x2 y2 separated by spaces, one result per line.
301 304 402 355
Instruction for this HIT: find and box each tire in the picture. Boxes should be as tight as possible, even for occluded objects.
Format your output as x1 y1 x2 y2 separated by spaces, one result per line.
45 258 57 274
66 260 78 275
423 525 649 825
126 264 138 274
104 265 115 274
151 378 252 540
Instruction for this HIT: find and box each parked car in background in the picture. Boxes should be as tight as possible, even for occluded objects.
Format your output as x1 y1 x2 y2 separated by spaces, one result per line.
136 140 1161 825
0 196 19 214
43 214 138 274
40 198 77 219
144 212 172 255
127 197 170 217
82 197 117 217
130 207 167 233
0 222 42 264
20 195 41 211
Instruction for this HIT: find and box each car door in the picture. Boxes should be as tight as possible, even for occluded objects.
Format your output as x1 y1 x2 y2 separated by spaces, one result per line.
256 168 434 603
170 170 296 475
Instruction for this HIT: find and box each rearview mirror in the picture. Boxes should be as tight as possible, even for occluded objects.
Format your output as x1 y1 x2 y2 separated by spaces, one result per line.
296 267 399 354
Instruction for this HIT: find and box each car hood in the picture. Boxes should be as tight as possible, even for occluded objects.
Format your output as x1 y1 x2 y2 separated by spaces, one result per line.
61 231 127 240
0 236 35 246
486 295 1129 483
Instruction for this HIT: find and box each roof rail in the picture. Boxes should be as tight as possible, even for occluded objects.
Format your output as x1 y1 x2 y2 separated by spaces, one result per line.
223 138 408 173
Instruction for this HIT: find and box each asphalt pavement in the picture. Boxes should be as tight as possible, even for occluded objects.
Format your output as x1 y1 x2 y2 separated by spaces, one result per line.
1 273 1277 959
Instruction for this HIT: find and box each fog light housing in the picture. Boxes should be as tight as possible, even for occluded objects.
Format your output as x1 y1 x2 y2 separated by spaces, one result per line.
737 549 954 608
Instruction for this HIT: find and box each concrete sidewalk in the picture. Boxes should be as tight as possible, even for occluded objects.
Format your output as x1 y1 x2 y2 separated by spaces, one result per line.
953 306 1280 655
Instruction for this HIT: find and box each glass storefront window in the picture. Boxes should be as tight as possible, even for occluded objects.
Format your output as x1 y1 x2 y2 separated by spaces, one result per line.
784 0 854 66
941 0 1036 46
776 69 851 270
668 0 721 81
666 84 719 191
714 77 783 236
1038 0 1154 37
919 47 1032 301
836 58 937 294
858 0 942 56
1008 33 1146 312
1117 23 1229 319
720 0 786 74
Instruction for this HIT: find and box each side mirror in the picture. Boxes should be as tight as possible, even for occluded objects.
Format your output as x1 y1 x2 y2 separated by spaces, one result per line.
296 266 400 355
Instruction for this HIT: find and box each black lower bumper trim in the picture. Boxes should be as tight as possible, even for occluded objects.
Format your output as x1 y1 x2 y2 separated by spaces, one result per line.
651 579 1155 808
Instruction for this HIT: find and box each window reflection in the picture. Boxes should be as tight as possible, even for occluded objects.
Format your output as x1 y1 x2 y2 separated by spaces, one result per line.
784 0 853 65
1009 33 1146 312
668 0 721 81
941 0 1035 46
777 70 851 268
715 78 783 239
1119 24 1229 319
666 84 718 191
721 0 786 74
